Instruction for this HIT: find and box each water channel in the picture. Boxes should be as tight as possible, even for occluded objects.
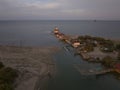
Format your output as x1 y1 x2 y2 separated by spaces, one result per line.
47 42 120 90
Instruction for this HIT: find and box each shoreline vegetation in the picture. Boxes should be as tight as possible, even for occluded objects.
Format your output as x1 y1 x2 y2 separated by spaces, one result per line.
0 62 18 90
0 45 59 90
53 27 120 79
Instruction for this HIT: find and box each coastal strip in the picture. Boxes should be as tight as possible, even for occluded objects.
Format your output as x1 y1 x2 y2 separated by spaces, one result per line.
53 27 120 76
0 45 59 90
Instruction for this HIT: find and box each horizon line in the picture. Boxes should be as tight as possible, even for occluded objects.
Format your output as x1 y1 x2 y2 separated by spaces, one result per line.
0 19 120 21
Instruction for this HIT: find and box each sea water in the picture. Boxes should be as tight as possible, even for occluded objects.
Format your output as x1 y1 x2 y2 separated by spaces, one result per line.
0 20 120 90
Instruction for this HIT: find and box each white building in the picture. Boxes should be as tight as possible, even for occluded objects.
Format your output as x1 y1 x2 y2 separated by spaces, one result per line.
53 27 59 34
72 42 80 48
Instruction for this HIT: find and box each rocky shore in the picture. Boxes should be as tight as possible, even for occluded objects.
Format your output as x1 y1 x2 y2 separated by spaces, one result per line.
0 45 59 90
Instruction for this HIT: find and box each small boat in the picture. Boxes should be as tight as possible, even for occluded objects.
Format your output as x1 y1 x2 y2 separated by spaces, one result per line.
63 46 69 52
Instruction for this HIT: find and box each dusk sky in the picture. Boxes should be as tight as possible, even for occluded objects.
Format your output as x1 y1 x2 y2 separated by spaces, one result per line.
0 0 120 20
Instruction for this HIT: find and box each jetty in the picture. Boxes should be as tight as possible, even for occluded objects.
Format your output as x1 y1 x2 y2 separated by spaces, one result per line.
53 27 80 48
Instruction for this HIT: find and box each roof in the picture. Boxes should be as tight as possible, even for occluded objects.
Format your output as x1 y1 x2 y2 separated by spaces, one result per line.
71 39 79 43
54 29 59 31
55 27 58 29
114 63 120 69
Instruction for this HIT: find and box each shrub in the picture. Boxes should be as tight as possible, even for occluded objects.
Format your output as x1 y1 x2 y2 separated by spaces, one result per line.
0 67 18 83
0 62 4 69
118 52 120 60
0 83 13 90
116 44 120 51
0 62 18 90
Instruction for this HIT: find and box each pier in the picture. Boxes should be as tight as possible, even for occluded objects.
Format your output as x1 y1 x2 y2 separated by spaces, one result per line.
53 28 80 48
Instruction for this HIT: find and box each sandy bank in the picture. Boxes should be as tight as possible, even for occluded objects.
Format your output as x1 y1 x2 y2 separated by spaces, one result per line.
0 45 59 90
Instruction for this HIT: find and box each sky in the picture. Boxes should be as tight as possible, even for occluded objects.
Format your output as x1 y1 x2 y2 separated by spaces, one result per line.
0 0 120 20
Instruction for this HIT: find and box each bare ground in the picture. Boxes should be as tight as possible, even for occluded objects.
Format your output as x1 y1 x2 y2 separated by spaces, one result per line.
0 45 59 90
86 47 118 59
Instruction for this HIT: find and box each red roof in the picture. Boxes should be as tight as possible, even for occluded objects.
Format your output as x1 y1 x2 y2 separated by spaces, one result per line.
114 63 120 69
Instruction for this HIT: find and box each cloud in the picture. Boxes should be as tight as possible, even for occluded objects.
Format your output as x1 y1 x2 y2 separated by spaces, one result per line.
0 0 120 20
25 2 60 9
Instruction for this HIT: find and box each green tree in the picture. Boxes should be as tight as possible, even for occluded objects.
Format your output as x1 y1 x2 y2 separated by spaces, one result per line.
102 56 115 67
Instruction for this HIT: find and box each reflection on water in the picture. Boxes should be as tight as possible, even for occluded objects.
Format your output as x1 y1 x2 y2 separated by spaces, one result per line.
47 44 120 90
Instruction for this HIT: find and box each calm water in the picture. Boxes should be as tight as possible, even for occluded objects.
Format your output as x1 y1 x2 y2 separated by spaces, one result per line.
0 20 120 46
0 20 120 90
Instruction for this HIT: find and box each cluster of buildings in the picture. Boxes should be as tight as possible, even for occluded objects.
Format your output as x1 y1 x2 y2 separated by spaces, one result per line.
53 27 80 48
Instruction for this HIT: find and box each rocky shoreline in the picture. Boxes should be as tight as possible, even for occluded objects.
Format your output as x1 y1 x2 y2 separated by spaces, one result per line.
0 45 59 90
